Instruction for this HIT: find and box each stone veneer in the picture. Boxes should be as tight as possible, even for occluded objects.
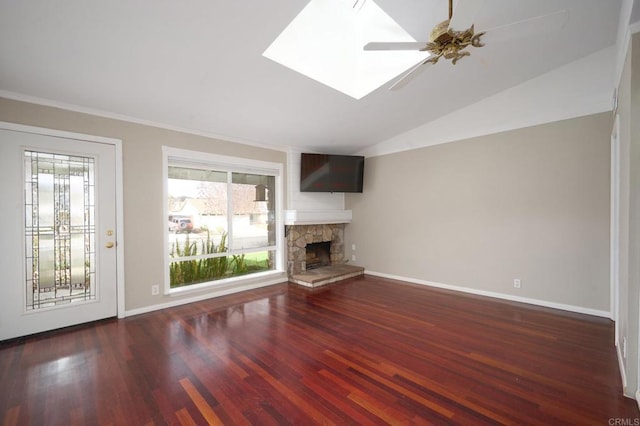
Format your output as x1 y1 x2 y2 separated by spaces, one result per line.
286 224 345 277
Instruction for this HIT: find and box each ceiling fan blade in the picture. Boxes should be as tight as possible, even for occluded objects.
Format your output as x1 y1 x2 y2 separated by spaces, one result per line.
389 60 433 91
364 42 427 51
448 0 486 32
482 9 568 44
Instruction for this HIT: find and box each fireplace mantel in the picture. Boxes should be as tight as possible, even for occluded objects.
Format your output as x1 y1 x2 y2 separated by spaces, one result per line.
284 209 352 225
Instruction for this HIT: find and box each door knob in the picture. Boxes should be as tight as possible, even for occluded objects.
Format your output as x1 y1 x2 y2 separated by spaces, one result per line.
105 242 115 248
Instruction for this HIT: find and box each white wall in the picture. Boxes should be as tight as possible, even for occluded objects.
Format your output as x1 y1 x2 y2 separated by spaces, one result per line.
346 113 612 316
361 47 615 158
615 29 640 400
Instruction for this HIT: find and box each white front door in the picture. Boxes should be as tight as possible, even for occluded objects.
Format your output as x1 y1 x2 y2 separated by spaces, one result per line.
0 126 119 340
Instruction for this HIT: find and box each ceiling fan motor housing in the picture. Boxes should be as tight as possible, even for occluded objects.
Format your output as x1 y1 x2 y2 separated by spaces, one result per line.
426 18 485 65
430 20 453 44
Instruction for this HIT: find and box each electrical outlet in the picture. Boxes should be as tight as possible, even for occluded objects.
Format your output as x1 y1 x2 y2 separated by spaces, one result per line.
513 279 521 289
151 284 160 296
352 244 356 251
351 254 356 261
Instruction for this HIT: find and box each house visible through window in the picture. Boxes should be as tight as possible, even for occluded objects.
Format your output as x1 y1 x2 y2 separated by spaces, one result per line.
164 148 282 291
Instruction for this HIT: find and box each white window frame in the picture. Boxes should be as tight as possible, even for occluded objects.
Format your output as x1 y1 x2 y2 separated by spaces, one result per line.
162 146 284 295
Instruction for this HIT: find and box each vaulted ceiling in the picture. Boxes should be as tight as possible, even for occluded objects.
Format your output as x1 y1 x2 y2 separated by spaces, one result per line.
0 1 624 154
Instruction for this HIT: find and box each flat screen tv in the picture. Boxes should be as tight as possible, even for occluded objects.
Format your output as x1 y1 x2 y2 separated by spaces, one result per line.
300 153 364 193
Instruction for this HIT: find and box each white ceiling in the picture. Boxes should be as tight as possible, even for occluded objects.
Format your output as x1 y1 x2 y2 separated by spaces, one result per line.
0 1 623 154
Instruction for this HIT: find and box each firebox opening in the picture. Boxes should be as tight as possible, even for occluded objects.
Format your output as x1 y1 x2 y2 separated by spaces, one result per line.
305 241 331 270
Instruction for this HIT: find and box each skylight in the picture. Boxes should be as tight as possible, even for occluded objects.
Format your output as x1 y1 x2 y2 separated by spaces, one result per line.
263 0 429 100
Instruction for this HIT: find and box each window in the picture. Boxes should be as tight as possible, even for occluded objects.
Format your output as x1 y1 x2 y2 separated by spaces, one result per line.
262 0 428 99
163 147 283 293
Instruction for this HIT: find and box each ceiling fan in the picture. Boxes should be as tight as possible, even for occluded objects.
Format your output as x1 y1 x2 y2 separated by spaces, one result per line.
364 0 568 90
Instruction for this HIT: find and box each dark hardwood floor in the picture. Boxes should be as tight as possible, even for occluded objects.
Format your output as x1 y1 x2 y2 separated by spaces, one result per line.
1 275 638 425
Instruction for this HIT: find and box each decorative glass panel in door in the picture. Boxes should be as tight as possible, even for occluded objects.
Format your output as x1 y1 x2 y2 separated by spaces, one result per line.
24 151 96 310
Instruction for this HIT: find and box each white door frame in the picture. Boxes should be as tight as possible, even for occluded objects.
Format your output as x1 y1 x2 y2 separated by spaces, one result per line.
611 114 620 334
0 121 126 319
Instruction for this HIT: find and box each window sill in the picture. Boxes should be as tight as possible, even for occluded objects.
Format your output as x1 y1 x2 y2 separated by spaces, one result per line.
167 270 287 297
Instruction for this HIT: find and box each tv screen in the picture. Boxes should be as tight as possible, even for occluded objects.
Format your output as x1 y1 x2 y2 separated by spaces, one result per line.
300 153 364 193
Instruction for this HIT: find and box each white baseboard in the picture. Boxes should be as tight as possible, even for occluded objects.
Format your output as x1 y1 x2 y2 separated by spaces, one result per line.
365 270 610 318
124 276 286 317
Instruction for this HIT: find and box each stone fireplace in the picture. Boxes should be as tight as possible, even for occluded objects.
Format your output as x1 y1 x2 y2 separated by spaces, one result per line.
286 224 345 276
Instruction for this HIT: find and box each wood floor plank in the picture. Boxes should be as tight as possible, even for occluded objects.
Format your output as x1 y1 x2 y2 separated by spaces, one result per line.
0 276 638 425
235 351 337 425
175 407 197 426
179 377 224 425
324 350 456 419
2 406 20 426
